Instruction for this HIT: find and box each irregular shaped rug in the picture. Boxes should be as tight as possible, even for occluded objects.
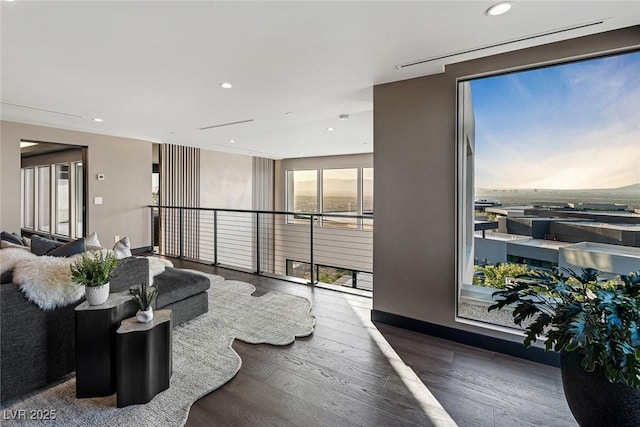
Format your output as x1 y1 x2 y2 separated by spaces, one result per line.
2 271 315 426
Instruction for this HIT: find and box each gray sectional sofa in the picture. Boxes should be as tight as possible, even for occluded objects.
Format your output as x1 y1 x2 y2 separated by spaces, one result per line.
0 256 211 402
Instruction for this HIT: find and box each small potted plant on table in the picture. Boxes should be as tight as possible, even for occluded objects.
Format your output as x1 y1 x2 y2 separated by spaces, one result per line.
489 268 640 427
130 281 159 323
71 251 118 306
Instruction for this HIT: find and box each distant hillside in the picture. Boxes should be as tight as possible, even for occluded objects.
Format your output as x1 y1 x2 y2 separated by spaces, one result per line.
477 183 640 192
615 183 640 191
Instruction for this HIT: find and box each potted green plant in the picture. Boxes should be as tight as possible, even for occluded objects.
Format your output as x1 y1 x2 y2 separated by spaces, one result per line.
489 268 640 427
130 281 158 323
71 251 118 306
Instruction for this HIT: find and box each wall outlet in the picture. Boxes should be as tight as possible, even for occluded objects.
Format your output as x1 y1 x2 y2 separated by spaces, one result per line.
114 235 120 243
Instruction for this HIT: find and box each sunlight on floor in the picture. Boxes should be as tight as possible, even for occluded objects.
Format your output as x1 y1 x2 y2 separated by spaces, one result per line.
345 297 458 427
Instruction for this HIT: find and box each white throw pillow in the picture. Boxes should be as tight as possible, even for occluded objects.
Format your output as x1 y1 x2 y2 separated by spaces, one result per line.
85 232 102 249
113 236 132 259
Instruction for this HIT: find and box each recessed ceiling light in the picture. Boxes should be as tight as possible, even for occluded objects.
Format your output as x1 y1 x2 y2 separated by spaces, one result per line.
228 139 235 143
327 127 335 131
486 2 512 16
92 118 103 122
339 114 350 121
285 112 293 116
220 82 233 89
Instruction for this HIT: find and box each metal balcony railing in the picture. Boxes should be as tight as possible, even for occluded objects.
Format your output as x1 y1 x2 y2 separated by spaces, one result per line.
150 206 373 291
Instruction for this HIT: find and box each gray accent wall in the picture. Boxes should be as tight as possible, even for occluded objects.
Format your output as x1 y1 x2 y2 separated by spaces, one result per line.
373 27 640 342
1 120 152 249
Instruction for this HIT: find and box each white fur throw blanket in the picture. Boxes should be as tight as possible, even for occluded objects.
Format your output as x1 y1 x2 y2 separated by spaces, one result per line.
0 248 172 311
1 248 83 310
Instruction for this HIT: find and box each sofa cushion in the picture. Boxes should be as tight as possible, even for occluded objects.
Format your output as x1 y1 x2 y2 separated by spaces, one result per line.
154 268 210 307
1 271 12 284
30 235 64 256
1 232 24 246
109 257 150 293
47 238 86 257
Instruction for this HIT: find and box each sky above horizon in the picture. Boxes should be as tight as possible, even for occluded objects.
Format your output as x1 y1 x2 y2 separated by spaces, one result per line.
470 50 640 190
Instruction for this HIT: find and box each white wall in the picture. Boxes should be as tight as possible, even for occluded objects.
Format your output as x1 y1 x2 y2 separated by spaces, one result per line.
1 121 152 249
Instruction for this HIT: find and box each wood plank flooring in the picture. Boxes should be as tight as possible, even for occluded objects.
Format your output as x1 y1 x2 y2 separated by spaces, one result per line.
166 258 577 427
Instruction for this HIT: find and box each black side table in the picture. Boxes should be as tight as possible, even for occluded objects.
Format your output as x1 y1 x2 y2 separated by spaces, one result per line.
75 293 137 398
116 309 173 407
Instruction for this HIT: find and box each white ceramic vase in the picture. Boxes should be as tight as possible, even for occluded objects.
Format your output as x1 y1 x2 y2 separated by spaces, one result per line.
85 282 110 306
137 307 154 323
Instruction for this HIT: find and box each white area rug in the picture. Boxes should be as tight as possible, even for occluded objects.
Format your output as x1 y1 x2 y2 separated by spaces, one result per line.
1 271 315 426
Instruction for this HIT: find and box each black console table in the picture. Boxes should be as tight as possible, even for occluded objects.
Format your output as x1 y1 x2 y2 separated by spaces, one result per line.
116 310 173 407
74 293 137 398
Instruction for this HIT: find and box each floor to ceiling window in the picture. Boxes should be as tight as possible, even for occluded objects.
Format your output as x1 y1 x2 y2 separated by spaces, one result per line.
21 141 86 239
457 50 640 330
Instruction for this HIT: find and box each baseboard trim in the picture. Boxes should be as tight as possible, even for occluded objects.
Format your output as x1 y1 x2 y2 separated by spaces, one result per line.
371 309 560 367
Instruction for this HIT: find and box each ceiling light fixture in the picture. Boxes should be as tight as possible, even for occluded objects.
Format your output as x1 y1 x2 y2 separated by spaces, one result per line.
327 127 335 131
339 114 350 120
285 112 293 116
92 118 103 122
486 2 512 16
220 82 233 89
229 139 235 143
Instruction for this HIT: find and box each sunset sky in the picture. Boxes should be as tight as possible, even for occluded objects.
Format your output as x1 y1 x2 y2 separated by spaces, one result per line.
470 50 640 190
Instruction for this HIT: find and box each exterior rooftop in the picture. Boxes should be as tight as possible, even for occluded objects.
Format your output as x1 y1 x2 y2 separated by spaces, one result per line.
563 241 640 257
557 221 640 231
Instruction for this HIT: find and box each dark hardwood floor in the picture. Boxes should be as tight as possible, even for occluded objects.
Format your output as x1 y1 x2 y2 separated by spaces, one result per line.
167 258 577 427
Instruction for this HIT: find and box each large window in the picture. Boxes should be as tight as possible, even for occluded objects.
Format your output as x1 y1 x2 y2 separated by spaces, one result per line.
75 162 83 237
55 164 70 236
286 166 373 230
22 161 84 239
457 50 640 329
322 168 357 228
36 166 51 233
287 170 317 213
21 168 34 229
363 167 373 230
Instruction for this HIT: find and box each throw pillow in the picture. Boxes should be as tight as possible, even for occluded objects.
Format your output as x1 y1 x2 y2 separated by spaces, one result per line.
1 240 29 250
1 231 24 246
30 235 64 256
113 236 132 259
47 237 87 257
85 231 102 249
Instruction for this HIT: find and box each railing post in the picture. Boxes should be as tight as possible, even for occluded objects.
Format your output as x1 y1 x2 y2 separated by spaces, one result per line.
309 214 315 285
150 206 155 254
179 207 184 259
213 210 218 266
255 212 260 275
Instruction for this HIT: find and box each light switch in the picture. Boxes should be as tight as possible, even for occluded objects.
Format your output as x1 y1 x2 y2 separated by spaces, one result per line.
97 173 105 180
94 196 103 205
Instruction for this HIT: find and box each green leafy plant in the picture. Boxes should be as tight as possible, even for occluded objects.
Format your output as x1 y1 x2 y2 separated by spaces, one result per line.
130 281 158 311
70 251 118 287
473 263 533 289
489 268 640 389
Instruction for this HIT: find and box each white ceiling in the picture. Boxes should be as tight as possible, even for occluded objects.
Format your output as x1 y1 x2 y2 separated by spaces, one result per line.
1 1 639 159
